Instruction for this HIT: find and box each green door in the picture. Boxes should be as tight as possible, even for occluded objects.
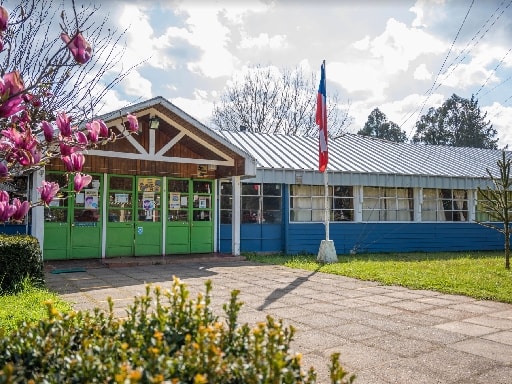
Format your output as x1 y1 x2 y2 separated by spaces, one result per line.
134 177 162 256
70 174 102 259
43 172 103 260
106 175 135 257
43 173 70 260
191 180 214 253
166 178 190 254
166 179 214 254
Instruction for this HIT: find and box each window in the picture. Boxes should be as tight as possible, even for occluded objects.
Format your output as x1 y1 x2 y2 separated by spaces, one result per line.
219 182 232 224
475 190 512 222
168 178 189 222
290 185 325 222
333 186 354 221
422 189 468 221
289 185 354 222
362 187 413 221
108 176 133 223
74 174 101 223
192 180 212 222
219 182 282 224
44 172 68 223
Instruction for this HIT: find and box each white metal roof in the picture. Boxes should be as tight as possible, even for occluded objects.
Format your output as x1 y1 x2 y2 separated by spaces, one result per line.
218 130 508 181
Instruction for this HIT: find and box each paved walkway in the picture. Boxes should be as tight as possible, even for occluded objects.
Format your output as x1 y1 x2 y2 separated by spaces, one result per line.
45 257 512 383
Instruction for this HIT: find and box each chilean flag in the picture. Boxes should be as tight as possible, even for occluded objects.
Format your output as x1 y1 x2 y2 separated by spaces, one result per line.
316 60 328 173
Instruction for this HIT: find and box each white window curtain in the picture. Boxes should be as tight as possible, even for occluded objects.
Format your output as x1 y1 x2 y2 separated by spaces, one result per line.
291 185 330 222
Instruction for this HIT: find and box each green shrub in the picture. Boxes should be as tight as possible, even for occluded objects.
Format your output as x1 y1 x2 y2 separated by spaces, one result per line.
0 235 44 294
0 277 354 383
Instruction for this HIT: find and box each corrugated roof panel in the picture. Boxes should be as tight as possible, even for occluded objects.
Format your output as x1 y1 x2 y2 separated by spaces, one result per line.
218 131 507 179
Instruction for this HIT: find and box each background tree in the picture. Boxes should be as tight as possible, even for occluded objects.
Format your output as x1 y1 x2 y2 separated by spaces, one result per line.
476 151 512 269
412 94 498 148
210 65 352 137
358 107 407 142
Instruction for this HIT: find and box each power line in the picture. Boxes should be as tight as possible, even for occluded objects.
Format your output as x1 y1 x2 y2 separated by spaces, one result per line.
434 0 511 95
475 48 512 97
401 0 475 140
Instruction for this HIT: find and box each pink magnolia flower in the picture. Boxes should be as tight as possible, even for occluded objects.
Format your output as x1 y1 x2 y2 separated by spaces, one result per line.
127 114 139 133
60 32 92 65
59 139 74 157
0 201 16 222
56 112 72 137
37 181 60 205
18 148 42 166
0 71 25 118
10 198 30 222
73 172 92 192
0 71 25 97
0 6 8 31
23 93 42 108
98 119 109 137
0 190 9 203
62 152 85 172
86 120 101 143
0 191 15 222
41 121 54 142
75 130 88 146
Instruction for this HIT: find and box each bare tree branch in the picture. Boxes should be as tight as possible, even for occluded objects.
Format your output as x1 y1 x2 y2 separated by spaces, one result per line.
210 65 352 137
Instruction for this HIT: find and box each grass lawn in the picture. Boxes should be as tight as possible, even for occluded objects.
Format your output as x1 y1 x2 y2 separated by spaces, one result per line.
0 283 72 334
246 251 512 303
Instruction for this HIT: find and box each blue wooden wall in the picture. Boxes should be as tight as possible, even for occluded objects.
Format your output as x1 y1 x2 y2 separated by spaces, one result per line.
285 222 503 255
0 224 29 236
219 221 504 254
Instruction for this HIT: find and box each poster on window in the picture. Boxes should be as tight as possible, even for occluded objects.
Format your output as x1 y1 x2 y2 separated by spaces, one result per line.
84 190 99 209
115 193 129 204
138 178 161 192
170 193 180 209
142 192 155 210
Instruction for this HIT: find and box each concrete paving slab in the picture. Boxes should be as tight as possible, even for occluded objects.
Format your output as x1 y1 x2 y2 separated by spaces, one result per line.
44 258 512 383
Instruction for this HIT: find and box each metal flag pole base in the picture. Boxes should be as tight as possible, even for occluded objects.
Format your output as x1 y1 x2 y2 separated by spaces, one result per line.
317 239 338 263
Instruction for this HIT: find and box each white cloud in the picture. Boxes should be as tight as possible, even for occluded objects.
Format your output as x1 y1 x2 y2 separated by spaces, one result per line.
410 0 446 28
238 32 288 50
369 18 446 74
167 4 241 78
483 102 512 149
329 61 389 100
172 90 216 125
122 71 153 99
117 5 161 69
414 64 432 80
93 89 137 117
437 43 509 90
353 36 370 50
438 61 494 90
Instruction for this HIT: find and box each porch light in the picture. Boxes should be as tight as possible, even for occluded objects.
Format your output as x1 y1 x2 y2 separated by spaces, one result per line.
149 115 160 129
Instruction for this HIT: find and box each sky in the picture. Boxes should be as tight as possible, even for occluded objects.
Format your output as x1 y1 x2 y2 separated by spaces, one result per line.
72 0 512 148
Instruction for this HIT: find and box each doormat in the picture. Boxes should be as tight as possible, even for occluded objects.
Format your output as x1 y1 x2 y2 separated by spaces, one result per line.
51 267 86 274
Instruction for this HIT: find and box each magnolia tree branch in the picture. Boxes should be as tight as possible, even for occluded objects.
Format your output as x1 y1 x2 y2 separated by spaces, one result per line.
0 0 142 223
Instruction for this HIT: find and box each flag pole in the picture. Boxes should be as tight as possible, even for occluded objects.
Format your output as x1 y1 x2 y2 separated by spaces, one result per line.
316 59 337 263
324 167 329 241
